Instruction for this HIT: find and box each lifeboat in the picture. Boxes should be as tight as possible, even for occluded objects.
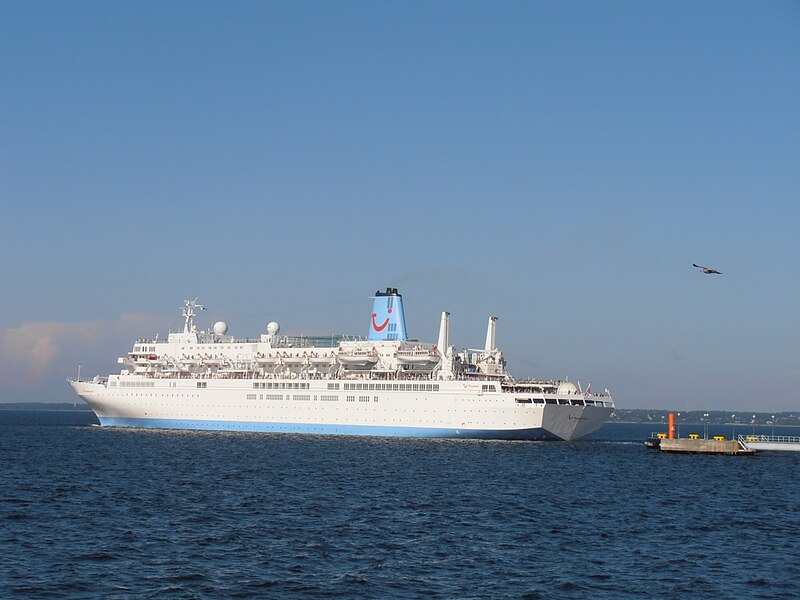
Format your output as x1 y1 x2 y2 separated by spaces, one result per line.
337 348 379 366
308 352 335 365
282 354 306 365
395 346 440 367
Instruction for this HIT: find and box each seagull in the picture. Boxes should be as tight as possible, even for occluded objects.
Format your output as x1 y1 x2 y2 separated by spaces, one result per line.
693 263 722 275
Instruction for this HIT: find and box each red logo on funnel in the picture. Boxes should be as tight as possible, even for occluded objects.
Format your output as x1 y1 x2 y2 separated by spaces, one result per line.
372 308 392 331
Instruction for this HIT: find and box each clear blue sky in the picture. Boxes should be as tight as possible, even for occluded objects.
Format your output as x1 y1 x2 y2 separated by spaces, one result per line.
1 1 798 411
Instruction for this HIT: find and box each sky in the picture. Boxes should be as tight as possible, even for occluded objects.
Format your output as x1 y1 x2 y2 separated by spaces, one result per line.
1 1 798 411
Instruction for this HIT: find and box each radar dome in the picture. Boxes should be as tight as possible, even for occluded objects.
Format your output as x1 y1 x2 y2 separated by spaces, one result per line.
557 381 579 395
213 321 228 335
267 321 280 335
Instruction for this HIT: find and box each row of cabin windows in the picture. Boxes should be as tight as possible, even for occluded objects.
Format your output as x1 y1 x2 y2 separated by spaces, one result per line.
253 382 310 390
514 397 611 407
335 382 440 392
247 394 367 402
113 381 155 388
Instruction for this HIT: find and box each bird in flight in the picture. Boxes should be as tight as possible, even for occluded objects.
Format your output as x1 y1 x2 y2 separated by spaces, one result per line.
693 263 722 275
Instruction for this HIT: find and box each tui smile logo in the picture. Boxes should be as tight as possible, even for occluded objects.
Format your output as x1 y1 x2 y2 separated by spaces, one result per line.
372 308 392 331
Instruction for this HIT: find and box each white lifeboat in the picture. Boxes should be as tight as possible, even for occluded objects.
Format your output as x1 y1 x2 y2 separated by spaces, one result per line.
395 345 440 367
254 353 279 364
337 347 379 366
308 351 335 365
281 353 306 365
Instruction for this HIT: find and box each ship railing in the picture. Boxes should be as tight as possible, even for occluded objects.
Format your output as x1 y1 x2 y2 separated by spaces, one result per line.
738 434 800 445
396 348 436 356
272 335 353 348
338 348 379 357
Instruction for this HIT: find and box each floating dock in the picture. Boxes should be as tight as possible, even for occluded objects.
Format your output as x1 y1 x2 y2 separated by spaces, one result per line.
658 437 755 455
645 412 755 455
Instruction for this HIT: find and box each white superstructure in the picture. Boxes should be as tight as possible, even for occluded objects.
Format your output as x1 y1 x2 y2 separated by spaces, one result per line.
69 289 614 440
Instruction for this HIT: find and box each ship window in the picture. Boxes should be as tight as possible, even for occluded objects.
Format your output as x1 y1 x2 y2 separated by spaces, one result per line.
246 394 257 400
346 396 355 402
558 399 569 405
570 399 584 406
545 398 557 405
515 398 532 404
533 398 545 404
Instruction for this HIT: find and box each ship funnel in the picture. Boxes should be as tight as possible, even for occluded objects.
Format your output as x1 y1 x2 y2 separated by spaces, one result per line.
437 312 450 353
484 316 498 352
368 287 408 342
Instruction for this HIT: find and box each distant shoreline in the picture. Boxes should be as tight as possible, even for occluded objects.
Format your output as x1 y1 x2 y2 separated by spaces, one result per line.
0 403 94 412
614 420 799 428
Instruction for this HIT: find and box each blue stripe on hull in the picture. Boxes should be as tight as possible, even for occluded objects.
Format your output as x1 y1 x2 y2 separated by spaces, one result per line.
97 417 561 441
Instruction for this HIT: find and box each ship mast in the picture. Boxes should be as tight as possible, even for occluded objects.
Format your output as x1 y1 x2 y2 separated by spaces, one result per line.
181 298 205 333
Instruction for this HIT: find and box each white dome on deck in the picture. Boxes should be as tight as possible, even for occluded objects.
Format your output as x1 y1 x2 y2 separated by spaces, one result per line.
267 322 280 335
557 382 579 395
213 321 228 335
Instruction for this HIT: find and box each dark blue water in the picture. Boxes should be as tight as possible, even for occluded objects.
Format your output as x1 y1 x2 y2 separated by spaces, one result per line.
2 411 799 598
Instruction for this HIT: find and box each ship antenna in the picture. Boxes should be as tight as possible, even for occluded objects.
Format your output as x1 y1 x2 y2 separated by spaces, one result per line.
181 298 206 333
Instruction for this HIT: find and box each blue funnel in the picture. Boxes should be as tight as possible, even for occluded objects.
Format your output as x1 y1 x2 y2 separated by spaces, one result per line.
368 287 408 341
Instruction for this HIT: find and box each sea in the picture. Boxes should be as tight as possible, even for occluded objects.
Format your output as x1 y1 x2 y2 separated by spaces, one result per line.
1 410 799 599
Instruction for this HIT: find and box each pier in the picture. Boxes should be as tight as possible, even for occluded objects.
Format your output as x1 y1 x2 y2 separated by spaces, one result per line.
658 437 754 455
644 412 756 454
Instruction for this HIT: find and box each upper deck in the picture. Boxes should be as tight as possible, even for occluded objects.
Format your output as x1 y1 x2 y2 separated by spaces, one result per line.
109 291 612 406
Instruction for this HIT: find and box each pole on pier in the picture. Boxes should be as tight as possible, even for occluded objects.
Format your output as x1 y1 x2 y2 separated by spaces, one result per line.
668 412 675 439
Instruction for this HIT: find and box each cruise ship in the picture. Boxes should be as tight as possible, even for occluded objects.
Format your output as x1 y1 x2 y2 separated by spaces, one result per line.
69 288 614 440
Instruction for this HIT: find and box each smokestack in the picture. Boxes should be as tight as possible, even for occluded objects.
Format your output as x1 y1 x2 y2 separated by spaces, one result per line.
437 312 450 353
484 316 498 352
368 287 408 342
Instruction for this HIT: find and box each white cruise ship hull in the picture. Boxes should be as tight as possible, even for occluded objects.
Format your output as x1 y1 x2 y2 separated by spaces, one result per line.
70 379 611 441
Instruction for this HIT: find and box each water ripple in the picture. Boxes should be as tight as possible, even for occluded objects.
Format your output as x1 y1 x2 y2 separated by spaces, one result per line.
1 412 799 598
